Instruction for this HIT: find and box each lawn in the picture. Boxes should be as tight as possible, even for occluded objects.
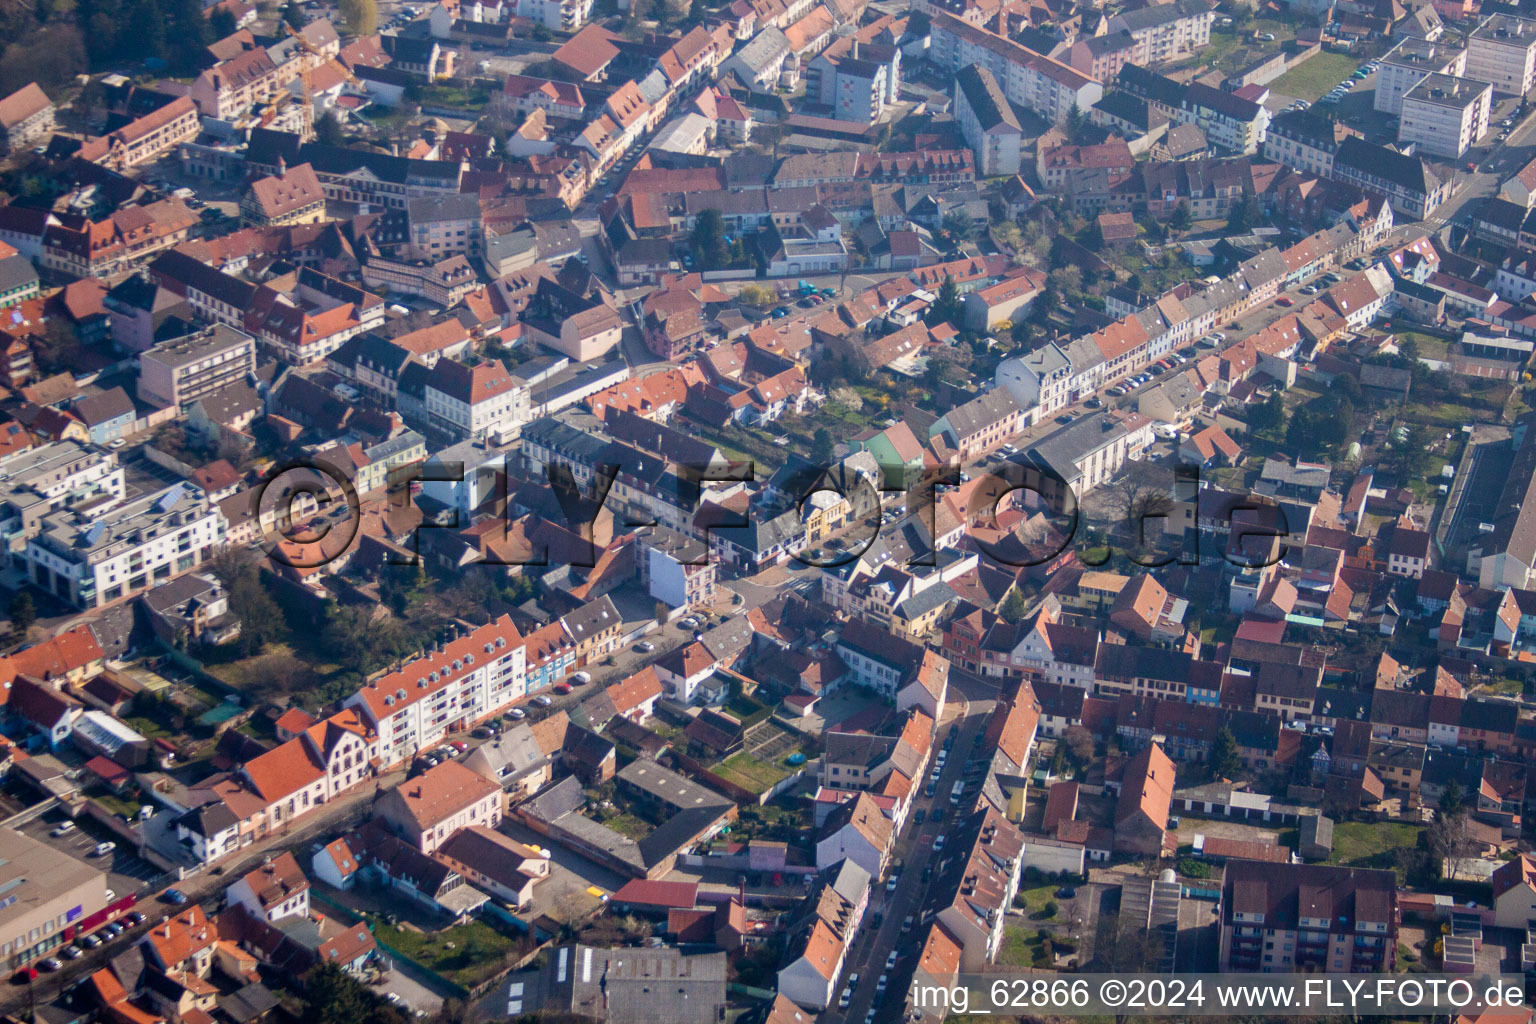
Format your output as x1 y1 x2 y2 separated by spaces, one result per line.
1271 53 1364 102
1328 821 1424 879
1014 882 1059 918
714 751 794 793
368 917 525 988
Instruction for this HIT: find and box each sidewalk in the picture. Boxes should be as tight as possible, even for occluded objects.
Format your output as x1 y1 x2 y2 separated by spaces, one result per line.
0 766 403 1013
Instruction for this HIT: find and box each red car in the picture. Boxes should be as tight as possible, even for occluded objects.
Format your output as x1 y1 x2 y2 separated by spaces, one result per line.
554 682 573 695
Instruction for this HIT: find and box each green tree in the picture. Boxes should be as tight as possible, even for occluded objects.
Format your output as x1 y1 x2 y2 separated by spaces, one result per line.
926 275 963 328
739 283 775 307
209 6 236 37
690 208 729 271
942 211 974 242
301 963 409 1024
811 427 834 463
339 0 378 34
1384 423 1433 481
1209 727 1240 780
165 0 211 74
1049 265 1083 299
1169 199 1193 232
1439 779 1464 817
282 1 308 28
1226 195 1260 234
998 586 1028 623
315 109 345 145
1248 392 1287 437
7 591 35 636
1066 101 1085 143
1286 394 1354 455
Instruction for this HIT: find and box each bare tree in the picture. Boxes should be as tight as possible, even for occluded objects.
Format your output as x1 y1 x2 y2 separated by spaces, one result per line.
1105 476 1175 541
1427 807 1477 881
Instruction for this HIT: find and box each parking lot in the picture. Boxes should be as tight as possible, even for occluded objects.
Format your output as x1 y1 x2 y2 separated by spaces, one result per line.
18 809 166 904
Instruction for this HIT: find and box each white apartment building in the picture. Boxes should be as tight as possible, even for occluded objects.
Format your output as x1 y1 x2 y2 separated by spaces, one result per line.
0 442 125 558
344 616 528 768
1398 73 1492 158
928 11 1103 126
24 482 224 608
954 64 1023 176
515 0 592 30
407 193 483 261
1467 14 1536 96
1375 38 1467 115
1106 0 1215 66
136 324 257 409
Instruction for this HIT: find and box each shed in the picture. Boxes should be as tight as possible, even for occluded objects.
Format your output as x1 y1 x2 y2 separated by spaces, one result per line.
1299 813 1333 859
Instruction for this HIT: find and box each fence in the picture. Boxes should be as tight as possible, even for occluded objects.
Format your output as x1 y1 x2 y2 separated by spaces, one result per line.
0 795 57 829
366 930 472 1001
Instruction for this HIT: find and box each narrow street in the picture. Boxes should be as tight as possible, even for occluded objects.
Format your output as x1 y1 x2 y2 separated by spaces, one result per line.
823 670 1001 1024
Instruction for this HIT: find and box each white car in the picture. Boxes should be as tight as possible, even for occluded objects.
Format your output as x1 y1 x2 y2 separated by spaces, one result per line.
886 951 899 970
507 707 527 720
877 974 889 993
839 987 852 1009
51 822 75 837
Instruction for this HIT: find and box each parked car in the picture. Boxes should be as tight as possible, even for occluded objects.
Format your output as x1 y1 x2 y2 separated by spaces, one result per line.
533 694 553 707
507 707 527 720
51 822 75 837
125 912 145 926
92 842 115 858
886 951 900 970
553 683 573 695
38 959 61 972
839 987 852 1009
634 641 654 653
162 889 188 905
1056 885 1078 899
77 934 100 949
102 923 124 939
61 946 82 961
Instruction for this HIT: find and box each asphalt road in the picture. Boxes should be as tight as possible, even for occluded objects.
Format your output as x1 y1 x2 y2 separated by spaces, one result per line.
823 671 1002 1024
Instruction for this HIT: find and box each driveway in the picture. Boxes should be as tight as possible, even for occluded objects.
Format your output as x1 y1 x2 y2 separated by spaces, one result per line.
495 818 626 924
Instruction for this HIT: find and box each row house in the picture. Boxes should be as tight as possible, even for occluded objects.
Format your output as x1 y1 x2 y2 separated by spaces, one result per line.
78 96 200 171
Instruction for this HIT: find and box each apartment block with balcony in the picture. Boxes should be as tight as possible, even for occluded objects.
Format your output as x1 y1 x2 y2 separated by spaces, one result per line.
136 324 258 409
343 616 528 768
1219 861 1398 973
0 441 124 560
23 481 224 608
515 0 593 29
1398 72 1492 158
